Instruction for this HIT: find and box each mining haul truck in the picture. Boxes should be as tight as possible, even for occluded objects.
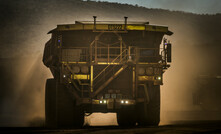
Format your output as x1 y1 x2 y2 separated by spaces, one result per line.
43 17 173 128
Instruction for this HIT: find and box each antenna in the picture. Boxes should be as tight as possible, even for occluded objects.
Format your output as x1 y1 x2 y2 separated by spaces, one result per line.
93 16 97 31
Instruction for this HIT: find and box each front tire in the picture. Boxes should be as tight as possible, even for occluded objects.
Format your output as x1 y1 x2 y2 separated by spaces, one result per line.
56 83 84 128
117 106 136 126
45 79 84 128
136 84 160 126
45 79 56 128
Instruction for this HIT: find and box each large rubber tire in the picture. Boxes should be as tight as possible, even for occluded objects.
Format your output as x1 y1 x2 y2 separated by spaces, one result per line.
117 106 136 126
45 79 57 128
45 79 84 128
136 85 160 126
56 83 84 128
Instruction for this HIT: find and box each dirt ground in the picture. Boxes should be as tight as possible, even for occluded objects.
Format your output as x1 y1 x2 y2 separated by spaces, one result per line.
1 121 221 134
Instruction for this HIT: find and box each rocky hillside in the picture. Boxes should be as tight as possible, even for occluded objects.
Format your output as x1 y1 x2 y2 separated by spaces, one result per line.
0 0 221 57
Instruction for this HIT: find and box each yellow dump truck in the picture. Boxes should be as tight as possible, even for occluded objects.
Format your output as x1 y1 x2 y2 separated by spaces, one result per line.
43 17 173 128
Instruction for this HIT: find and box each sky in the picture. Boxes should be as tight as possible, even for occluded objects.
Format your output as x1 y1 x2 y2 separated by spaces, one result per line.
92 0 221 14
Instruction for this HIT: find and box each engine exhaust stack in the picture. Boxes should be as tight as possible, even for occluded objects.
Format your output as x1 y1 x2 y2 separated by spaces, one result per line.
93 16 97 30
124 16 128 31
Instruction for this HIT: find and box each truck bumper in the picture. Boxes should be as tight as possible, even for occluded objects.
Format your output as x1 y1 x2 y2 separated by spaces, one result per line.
78 98 137 113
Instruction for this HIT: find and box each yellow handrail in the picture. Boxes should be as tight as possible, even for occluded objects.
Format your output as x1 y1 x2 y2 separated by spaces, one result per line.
93 49 128 81
66 64 89 86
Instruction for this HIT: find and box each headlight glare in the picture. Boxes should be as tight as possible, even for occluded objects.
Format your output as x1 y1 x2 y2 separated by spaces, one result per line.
156 76 161 80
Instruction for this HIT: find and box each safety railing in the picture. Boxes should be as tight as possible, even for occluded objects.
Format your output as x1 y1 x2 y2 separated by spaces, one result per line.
93 50 128 89
61 46 164 64
94 49 128 81
90 46 126 64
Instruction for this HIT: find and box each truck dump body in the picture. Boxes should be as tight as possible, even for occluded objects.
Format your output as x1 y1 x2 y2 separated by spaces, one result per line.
43 17 173 127
52 30 164 47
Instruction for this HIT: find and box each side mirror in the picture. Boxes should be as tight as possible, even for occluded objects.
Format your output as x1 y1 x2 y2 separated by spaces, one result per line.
166 43 172 62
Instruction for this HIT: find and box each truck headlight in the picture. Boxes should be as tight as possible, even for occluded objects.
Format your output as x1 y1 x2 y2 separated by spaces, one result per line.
156 76 161 80
146 67 154 75
99 100 106 104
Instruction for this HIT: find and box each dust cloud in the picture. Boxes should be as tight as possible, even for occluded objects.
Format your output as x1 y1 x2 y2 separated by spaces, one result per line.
0 55 52 127
0 0 221 127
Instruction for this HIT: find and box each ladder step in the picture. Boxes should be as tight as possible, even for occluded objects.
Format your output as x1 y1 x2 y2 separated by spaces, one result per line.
92 64 128 97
